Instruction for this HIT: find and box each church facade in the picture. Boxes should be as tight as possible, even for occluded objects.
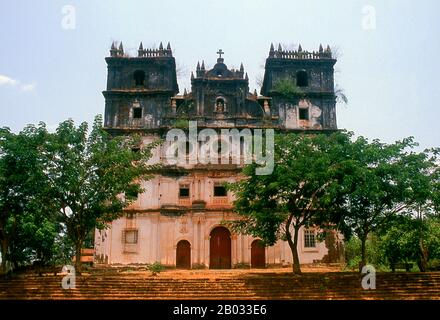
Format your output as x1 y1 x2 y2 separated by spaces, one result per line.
94 42 343 268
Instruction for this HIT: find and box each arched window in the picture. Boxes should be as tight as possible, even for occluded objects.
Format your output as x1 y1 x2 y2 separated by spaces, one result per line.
296 70 308 87
134 70 145 86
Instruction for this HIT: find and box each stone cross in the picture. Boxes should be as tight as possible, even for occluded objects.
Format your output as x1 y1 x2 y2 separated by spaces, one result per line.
217 49 224 59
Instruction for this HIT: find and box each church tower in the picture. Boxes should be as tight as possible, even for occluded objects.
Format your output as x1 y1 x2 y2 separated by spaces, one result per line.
103 42 178 132
261 43 337 130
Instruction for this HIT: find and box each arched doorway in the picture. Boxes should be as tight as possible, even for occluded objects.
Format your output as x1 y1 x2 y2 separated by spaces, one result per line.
176 240 191 269
210 227 231 269
251 240 266 268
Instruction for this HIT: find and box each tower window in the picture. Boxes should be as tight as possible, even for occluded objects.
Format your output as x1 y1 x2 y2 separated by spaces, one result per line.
134 70 145 86
133 107 142 119
179 185 190 198
214 185 227 197
299 108 309 120
296 70 308 87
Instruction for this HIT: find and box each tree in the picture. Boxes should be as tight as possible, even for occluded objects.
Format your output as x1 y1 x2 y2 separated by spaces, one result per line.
0 124 52 273
229 132 350 274
45 115 158 272
339 137 438 270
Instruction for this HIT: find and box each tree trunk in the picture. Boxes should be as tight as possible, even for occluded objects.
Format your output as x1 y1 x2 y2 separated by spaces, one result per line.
286 225 302 275
418 238 428 272
0 238 7 275
359 235 367 272
75 240 83 274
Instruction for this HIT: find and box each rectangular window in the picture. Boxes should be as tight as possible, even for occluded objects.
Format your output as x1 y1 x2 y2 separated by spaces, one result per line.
179 185 190 198
299 108 309 120
133 107 142 119
124 229 138 244
214 185 227 197
304 229 316 248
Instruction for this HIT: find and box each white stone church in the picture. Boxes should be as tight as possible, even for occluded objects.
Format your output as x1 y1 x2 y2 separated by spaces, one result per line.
93 42 344 268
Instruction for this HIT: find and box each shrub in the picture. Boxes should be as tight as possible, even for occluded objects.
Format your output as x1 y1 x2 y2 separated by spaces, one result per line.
147 262 165 276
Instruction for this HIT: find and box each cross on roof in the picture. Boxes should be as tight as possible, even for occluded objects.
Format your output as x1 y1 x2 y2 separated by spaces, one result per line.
217 49 224 59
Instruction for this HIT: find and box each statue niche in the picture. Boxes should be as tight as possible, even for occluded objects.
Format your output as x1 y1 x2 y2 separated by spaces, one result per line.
214 97 227 116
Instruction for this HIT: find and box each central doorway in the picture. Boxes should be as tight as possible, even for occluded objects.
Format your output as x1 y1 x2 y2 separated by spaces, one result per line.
176 240 191 269
209 227 231 269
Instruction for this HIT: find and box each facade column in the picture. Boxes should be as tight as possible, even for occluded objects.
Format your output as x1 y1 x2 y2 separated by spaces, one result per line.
231 234 237 266
156 214 161 262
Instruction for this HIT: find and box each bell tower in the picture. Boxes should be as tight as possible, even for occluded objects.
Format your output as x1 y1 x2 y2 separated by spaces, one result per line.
261 43 337 130
103 41 179 132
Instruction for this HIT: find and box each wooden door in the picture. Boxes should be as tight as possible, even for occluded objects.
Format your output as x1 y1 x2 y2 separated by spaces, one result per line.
210 227 231 269
251 240 266 268
176 240 191 269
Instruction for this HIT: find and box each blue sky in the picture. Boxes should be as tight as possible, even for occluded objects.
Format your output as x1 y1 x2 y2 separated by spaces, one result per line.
0 0 439 149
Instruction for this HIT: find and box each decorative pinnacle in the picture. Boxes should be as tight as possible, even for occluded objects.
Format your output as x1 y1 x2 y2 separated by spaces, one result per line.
196 61 200 70
167 42 171 50
245 72 249 80
277 43 282 51
270 43 274 51
139 42 143 50
319 44 323 53
240 63 244 72
111 42 116 50
184 88 187 96
159 42 163 50
201 60 205 70
326 45 331 52
119 42 124 51
298 44 302 52
191 71 194 80
254 89 258 96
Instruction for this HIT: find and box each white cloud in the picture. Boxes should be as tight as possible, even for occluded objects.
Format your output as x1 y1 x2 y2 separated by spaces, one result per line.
0 74 36 92
21 83 36 92
0 75 18 86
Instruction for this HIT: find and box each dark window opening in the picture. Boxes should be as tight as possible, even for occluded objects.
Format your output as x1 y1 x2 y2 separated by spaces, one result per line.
124 229 138 244
179 185 190 198
134 70 145 86
133 107 142 119
185 141 192 155
299 108 309 120
296 70 308 87
131 147 141 153
214 185 227 197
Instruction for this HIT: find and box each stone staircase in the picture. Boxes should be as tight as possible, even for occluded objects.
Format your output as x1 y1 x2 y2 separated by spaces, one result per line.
1 271 439 300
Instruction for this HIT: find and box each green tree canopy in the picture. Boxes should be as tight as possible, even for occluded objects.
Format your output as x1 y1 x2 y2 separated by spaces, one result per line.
45 115 159 272
339 137 439 269
229 131 352 274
